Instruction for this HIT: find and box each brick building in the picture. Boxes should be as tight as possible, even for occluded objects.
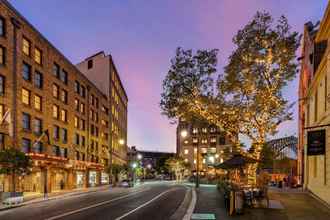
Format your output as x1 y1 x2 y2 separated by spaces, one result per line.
176 119 236 175
0 0 127 193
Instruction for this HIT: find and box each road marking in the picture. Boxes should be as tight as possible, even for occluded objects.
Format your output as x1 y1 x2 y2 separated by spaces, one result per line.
45 187 150 220
114 188 176 220
183 186 196 220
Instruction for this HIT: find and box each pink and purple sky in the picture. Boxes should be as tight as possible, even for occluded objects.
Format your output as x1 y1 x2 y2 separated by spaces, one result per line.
9 0 328 152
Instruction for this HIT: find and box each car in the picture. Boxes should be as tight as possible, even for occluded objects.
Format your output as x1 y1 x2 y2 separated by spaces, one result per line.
119 180 130 187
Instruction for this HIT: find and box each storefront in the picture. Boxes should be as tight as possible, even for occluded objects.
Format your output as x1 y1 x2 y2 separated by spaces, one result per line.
101 172 109 184
89 171 97 187
76 171 85 188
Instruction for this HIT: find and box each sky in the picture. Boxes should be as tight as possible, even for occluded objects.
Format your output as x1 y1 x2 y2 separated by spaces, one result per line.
9 0 328 152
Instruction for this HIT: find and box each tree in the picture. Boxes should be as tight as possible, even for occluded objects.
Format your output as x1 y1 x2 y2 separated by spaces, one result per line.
0 148 32 192
108 164 128 185
258 144 275 170
165 157 188 182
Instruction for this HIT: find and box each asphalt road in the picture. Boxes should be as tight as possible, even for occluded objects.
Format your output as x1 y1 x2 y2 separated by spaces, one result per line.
0 182 188 220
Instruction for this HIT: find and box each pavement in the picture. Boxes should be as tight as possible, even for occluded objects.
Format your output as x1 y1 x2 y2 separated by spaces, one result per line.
192 184 330 220
0 181 189 220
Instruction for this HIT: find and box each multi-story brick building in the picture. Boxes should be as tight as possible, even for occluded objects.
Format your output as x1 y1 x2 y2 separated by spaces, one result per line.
0 0 127 193
176 119 236 175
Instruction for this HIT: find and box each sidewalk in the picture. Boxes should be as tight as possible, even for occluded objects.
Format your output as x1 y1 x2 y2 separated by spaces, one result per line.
193 185 330 220
0 184 114 211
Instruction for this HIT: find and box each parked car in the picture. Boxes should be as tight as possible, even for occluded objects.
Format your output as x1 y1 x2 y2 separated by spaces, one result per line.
119 180 130 187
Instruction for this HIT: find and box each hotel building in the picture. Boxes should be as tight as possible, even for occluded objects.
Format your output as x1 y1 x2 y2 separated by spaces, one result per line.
176 119 236 174
0 0 127 193
299 1 330 205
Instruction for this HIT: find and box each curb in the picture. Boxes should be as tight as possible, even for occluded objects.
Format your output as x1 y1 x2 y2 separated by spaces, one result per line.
170 186 192 220
182 187 196 220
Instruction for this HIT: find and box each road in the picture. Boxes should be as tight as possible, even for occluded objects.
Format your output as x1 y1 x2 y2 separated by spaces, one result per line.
0 182 188 220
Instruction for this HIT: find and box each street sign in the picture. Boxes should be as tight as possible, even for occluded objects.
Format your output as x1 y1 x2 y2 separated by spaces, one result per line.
191 213 216 220
307 129 326 155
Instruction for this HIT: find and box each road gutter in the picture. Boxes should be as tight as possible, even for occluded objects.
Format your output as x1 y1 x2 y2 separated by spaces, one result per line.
182 187 196 220
170 186 192 220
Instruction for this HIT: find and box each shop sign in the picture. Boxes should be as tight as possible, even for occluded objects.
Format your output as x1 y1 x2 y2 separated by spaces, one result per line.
307 129 326 155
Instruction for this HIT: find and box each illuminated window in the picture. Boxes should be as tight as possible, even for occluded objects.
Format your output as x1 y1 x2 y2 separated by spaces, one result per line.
74 99 79 111
201 139 208 144
193 138 198 143
201 148 207 153
210 137 216 143
22 37 30 56
210 147 216 153
53 105 59 119
184 149 189 154
194 148 197 153
184 158 188 163
0 104 4 119
74 116 79 128
220 158 223 163
34 95 42 111
215 154 219 159
0 46 5 65
22 88 30 105
61 109 67 122
60 89 68 104
193 159 196 164
202 128 207 133
203 158 206 164
80 103 85 114
34 48 42 65
210 127 216 133
184 140 189 144
192 128 198 134
53 84 59 98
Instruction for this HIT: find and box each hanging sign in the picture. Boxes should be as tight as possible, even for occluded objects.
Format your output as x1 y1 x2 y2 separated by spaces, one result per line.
307 129 326 155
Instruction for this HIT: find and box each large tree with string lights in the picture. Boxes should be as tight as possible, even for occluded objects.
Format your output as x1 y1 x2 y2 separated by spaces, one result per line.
160 12 300 181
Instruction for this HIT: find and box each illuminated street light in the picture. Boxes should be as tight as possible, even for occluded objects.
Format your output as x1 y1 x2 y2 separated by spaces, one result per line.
180 130 188 138
147 164 152 169
131 162 137 169
119 139 125 145
208 155 215 164
137 154 143 160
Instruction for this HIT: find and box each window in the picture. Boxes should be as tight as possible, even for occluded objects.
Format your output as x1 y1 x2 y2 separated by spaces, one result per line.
210 127 216 133
0 104 3 118
74 133 79 145
184 149 189 154
22 37 31 56
53 105 59 119
34 118 42 135
74 81 80 93
219 135 226 145
53 63 60 78
0 133 5 150
22 138 31 153
61 109 67 122
74 116 79 128
0 46 5 65
53 84 59 98
210 137 217 143
34 71 43 88
22 112 31 130
34 48 42 65
60 69 68 84
102 106 108 114
87 59 93 69
76 151 80 160
95 98 99 108
34 95 42 111
90 95 94 105
202 128 207 133
53 125 59 140
80 103 85 114
22 88 31 105
60 148 67 158
74 99 79 111
22 62 31 81
192 138 198 144
80 119 85 130
0 75 4 95
201 139 207 144
33 142 43 153
61 128 67 143
0 17 5 36
52 145 59 156
60 89 68 104
315 91 318 122
325 76 327 111
192 128 198 134
80 85 86 97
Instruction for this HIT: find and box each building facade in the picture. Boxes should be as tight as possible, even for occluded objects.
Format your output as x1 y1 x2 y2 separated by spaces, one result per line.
299 1 330 205
76 52 128 165
176 119 236 175
0 0 127 193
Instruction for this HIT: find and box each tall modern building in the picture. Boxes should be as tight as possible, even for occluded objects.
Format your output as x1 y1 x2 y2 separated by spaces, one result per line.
76 52 128 166
0 0 127 194
176 119 237 175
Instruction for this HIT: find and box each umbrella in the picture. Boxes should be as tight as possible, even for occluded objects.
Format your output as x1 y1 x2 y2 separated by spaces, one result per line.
215 154 259 170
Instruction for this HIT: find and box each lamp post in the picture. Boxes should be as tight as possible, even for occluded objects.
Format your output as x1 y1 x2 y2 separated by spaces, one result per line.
181 129 199 188
110 138 125 185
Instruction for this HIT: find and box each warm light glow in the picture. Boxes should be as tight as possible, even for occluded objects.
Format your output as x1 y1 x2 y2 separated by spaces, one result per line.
184 158 188 163
215 154 219 158
220 158 223 163
180 130 188 138
147 164 152 169
137 154 143 160
208 156 215 164
131 162 137 168
184 149 189 154
119 139 125 145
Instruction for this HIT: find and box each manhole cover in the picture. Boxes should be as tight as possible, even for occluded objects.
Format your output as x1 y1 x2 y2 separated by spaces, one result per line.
191 213 216 220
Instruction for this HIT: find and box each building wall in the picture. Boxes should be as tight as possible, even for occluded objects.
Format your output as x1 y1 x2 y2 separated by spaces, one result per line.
0 0 126 192
302 2 330 205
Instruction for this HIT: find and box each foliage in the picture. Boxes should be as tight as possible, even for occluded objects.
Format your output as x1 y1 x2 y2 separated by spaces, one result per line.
258 144 275 170
165 156 189 181
0 148 32 192
108 164 128 183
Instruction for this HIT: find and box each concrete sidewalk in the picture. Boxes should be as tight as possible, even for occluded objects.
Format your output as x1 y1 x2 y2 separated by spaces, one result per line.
0 184 121 211
193 185 330 220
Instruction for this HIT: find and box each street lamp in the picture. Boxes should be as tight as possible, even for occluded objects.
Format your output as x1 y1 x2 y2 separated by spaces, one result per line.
137 154 142 160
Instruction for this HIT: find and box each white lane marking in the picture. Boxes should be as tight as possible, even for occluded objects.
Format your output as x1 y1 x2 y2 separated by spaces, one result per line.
115 188 177 220
183 187 196 220
45 188 150 220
